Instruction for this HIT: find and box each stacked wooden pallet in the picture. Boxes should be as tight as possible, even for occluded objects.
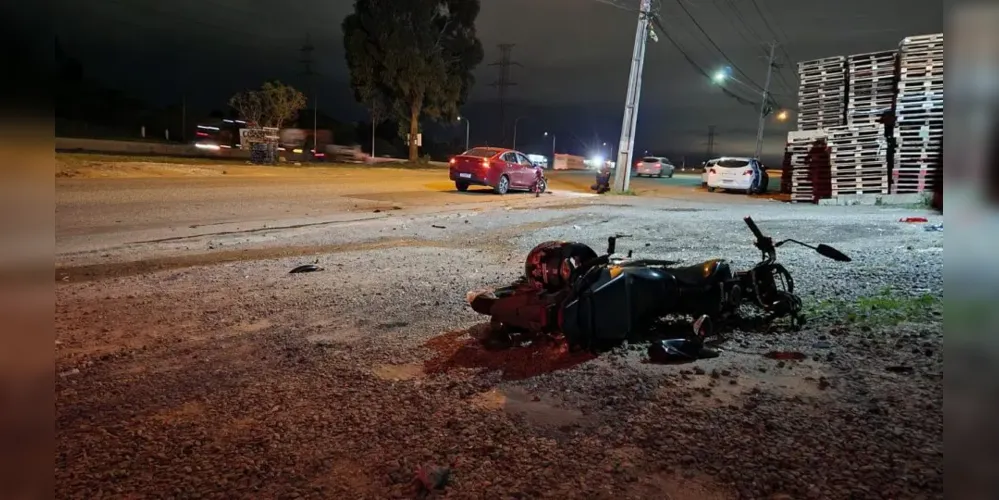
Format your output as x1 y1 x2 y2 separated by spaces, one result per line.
846 51 897 126
892 33 943 194
826 124 889 195
780 150 793 194
786 131 832 202
797 56 846 131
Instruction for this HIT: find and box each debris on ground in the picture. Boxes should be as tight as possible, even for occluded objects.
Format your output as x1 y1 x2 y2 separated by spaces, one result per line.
646 339 718 363
899 217 928 223
763 351 807 360
413 464 451 495
924 223 943 232
289 264 323 273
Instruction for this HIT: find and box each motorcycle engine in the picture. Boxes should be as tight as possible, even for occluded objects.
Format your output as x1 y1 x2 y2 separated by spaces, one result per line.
524 241 599 291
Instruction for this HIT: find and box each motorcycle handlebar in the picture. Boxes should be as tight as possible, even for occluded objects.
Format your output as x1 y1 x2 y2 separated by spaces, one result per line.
743 216 765 241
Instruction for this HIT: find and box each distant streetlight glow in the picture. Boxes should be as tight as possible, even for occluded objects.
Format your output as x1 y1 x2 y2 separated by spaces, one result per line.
776 110 789 121
712 67 731 84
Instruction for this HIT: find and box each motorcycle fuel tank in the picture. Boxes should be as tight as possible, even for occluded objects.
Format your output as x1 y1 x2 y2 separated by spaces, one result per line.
561 266 677 346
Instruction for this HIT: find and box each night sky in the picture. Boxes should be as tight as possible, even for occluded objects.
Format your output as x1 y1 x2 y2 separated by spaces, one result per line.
57 0 941 163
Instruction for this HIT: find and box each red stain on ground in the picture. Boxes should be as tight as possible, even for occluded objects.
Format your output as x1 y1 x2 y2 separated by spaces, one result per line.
423 326 596 380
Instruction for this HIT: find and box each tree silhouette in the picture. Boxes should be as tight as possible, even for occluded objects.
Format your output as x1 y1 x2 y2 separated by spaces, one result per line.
342 0 484 161
228 81 307 129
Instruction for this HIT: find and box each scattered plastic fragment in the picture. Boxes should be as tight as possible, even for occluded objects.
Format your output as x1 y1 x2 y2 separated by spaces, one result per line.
289 264 323 274
899 217 928 223
924 223 943 232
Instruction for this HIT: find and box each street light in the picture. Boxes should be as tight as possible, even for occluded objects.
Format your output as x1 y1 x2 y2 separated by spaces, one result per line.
776 110 789 122
712 67 732 84
544 131 556 162
512 116 527 150
457 116 470 151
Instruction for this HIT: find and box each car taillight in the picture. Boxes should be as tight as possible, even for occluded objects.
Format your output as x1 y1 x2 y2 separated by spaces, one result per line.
481 159 489 167
744 169 753 176
709 168 717 174
449 158 456 165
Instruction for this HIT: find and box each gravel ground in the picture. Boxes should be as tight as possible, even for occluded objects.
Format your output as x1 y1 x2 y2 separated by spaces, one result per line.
55 196 943 499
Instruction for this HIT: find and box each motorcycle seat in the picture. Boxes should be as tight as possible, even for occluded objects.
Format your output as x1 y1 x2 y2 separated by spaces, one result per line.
663 259 730 287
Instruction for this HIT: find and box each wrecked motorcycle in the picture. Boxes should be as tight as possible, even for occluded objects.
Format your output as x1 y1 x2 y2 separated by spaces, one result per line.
466 216 851 351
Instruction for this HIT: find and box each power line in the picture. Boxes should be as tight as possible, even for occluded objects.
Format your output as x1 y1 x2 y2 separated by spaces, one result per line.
749 0 794 64
668 0 765 92
713 0 795 96
747 0 798 93
649 14 758 108
711 0 766 54
588 0 639 12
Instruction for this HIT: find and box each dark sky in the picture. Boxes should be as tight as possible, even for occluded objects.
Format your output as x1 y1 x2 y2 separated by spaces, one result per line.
57 0 941 162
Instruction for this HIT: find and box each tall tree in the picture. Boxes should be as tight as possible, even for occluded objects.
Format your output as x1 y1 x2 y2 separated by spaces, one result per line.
228 90 264 126
343 0 484 161
261 81 308 129
228 81 307 129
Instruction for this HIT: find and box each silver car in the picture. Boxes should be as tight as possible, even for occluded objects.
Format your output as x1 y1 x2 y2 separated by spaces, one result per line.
635 156 675 178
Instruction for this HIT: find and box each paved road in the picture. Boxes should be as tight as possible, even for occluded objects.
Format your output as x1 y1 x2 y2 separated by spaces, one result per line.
55 162 772 263
55 166 612 260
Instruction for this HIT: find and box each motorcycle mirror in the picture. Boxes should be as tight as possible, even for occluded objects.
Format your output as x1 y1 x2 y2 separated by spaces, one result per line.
816 244 851 262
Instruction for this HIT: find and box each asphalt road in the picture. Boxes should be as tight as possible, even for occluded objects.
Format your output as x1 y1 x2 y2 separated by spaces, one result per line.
55 159 788 269
55 164 724 259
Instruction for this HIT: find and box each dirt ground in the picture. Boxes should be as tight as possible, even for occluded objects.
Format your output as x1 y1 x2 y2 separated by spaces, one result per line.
55 155 943 499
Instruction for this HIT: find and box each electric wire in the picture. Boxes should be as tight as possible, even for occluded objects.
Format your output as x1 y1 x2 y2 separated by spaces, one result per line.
747 0 798 94
668 0 765 92
649 13 759 108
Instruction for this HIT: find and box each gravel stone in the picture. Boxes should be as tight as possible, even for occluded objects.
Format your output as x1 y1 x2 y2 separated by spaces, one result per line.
56 193 942 499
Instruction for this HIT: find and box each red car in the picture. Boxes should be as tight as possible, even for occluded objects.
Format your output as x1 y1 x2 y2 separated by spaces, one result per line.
449 147 546 194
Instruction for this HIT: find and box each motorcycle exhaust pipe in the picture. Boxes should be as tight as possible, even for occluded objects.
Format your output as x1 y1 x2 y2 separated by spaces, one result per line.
466 289 496 315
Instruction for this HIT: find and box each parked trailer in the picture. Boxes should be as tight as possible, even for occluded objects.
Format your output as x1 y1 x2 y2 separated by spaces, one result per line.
552 153 586 170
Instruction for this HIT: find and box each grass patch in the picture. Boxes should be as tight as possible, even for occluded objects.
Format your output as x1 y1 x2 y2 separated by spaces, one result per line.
805 286 942 327
609 189 638 196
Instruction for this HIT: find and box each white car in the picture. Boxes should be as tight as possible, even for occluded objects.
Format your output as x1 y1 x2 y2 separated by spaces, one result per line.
635 156 675 178
704 157 769 194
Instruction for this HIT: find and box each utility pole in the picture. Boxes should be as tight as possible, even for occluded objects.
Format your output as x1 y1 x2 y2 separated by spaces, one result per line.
754 41 778 159
489 44 521 146
613 0 653 193
706 125 716 159
512 116 527 150
300 34 319 157
181 95 186 142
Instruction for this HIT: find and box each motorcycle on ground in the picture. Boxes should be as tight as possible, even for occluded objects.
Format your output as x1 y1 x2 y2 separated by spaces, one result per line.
531 164 548 197
466 216 851 352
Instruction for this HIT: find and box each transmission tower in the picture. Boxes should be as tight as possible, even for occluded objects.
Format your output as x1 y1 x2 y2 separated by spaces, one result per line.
706 125 716 160
489 43 522 145
300 34 319 153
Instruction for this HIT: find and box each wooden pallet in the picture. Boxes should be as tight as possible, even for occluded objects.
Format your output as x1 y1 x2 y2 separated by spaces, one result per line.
798 105 847 114
901 33 943 44
799 56 846 68
785 133 833 201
